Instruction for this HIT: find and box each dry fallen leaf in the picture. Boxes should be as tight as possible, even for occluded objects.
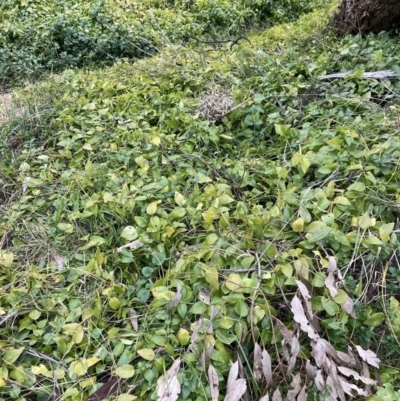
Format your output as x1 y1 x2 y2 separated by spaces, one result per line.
338 377 369 397
325 271 338 297
261 349 272 388
87 378 120 401
117 240 143 252
286 373 302 401
167 284 182 313
53 253 65 269
287 335 300 376
259 395 269 401
291 295 318 340
253 343 263 381
337 366 376 385
201 344 214 368
208 364 219 401
327 360 346 401
306 360 318 379
128 309 138 331
156 358 181 401
334 350 357 367
340 296 355 317
271 388 282 401
355 346 381 368
223 361 247 401
314 370 325 392
276 319 294 344
297 385 307 401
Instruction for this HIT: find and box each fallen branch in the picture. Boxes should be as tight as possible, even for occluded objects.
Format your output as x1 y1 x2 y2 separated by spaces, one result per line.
319 70 398 80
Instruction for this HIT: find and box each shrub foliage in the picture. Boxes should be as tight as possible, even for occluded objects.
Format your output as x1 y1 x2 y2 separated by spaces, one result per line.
1 1 400 401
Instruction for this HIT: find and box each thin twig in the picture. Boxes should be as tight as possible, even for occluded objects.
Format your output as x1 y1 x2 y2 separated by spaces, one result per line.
25 348 67 369
0 311 18 326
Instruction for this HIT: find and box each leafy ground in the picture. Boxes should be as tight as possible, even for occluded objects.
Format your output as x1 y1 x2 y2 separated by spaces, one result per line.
1 0 400 400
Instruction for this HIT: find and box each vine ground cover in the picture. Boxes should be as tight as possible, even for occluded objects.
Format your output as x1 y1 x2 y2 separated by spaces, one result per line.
1 1 400 400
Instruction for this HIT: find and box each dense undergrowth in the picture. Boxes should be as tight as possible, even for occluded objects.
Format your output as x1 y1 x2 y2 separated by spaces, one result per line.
0 0 327 86
1 1 400 400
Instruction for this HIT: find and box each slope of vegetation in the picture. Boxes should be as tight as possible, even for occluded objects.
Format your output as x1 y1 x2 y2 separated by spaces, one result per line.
1 1 400 400
0 0 326 86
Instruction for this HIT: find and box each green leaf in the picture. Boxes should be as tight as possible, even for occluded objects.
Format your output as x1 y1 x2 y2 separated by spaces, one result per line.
333 289 348 304
364 313 385 327
215 329 237 344
312 272 326 288
359 213 375 230
235 300 248 317
347 182 365 192
29 310 41 320
321 298 339 316
121 226 138 241
3 348 24 364
81 236 106 250
116 364 135 379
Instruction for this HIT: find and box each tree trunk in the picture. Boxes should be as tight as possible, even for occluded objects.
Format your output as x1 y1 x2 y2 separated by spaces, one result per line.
330 0 400 35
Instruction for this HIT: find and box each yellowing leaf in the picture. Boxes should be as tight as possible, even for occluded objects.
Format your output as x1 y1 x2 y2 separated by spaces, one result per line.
174 192 186 206
0 252 14 268
31 364 50 376
74 358 100 376
147 201 161 215
0 378 5 387
135 156 149 171
62 323 84 344
109 297 121 310
225 274 242 291
118 395 138 401
177 328 190 346
116 364 136 379
300 156 311 174
292 217 304 232
217 194 234 205
379 222 394 242
333 196 351 206
137 348 155 361
204 267 219 289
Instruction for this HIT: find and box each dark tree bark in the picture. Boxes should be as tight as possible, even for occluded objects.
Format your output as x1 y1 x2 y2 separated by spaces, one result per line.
330 0 400 35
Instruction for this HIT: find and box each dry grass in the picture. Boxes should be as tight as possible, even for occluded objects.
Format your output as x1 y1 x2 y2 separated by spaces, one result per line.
0 93 13 123
0 92 25 123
